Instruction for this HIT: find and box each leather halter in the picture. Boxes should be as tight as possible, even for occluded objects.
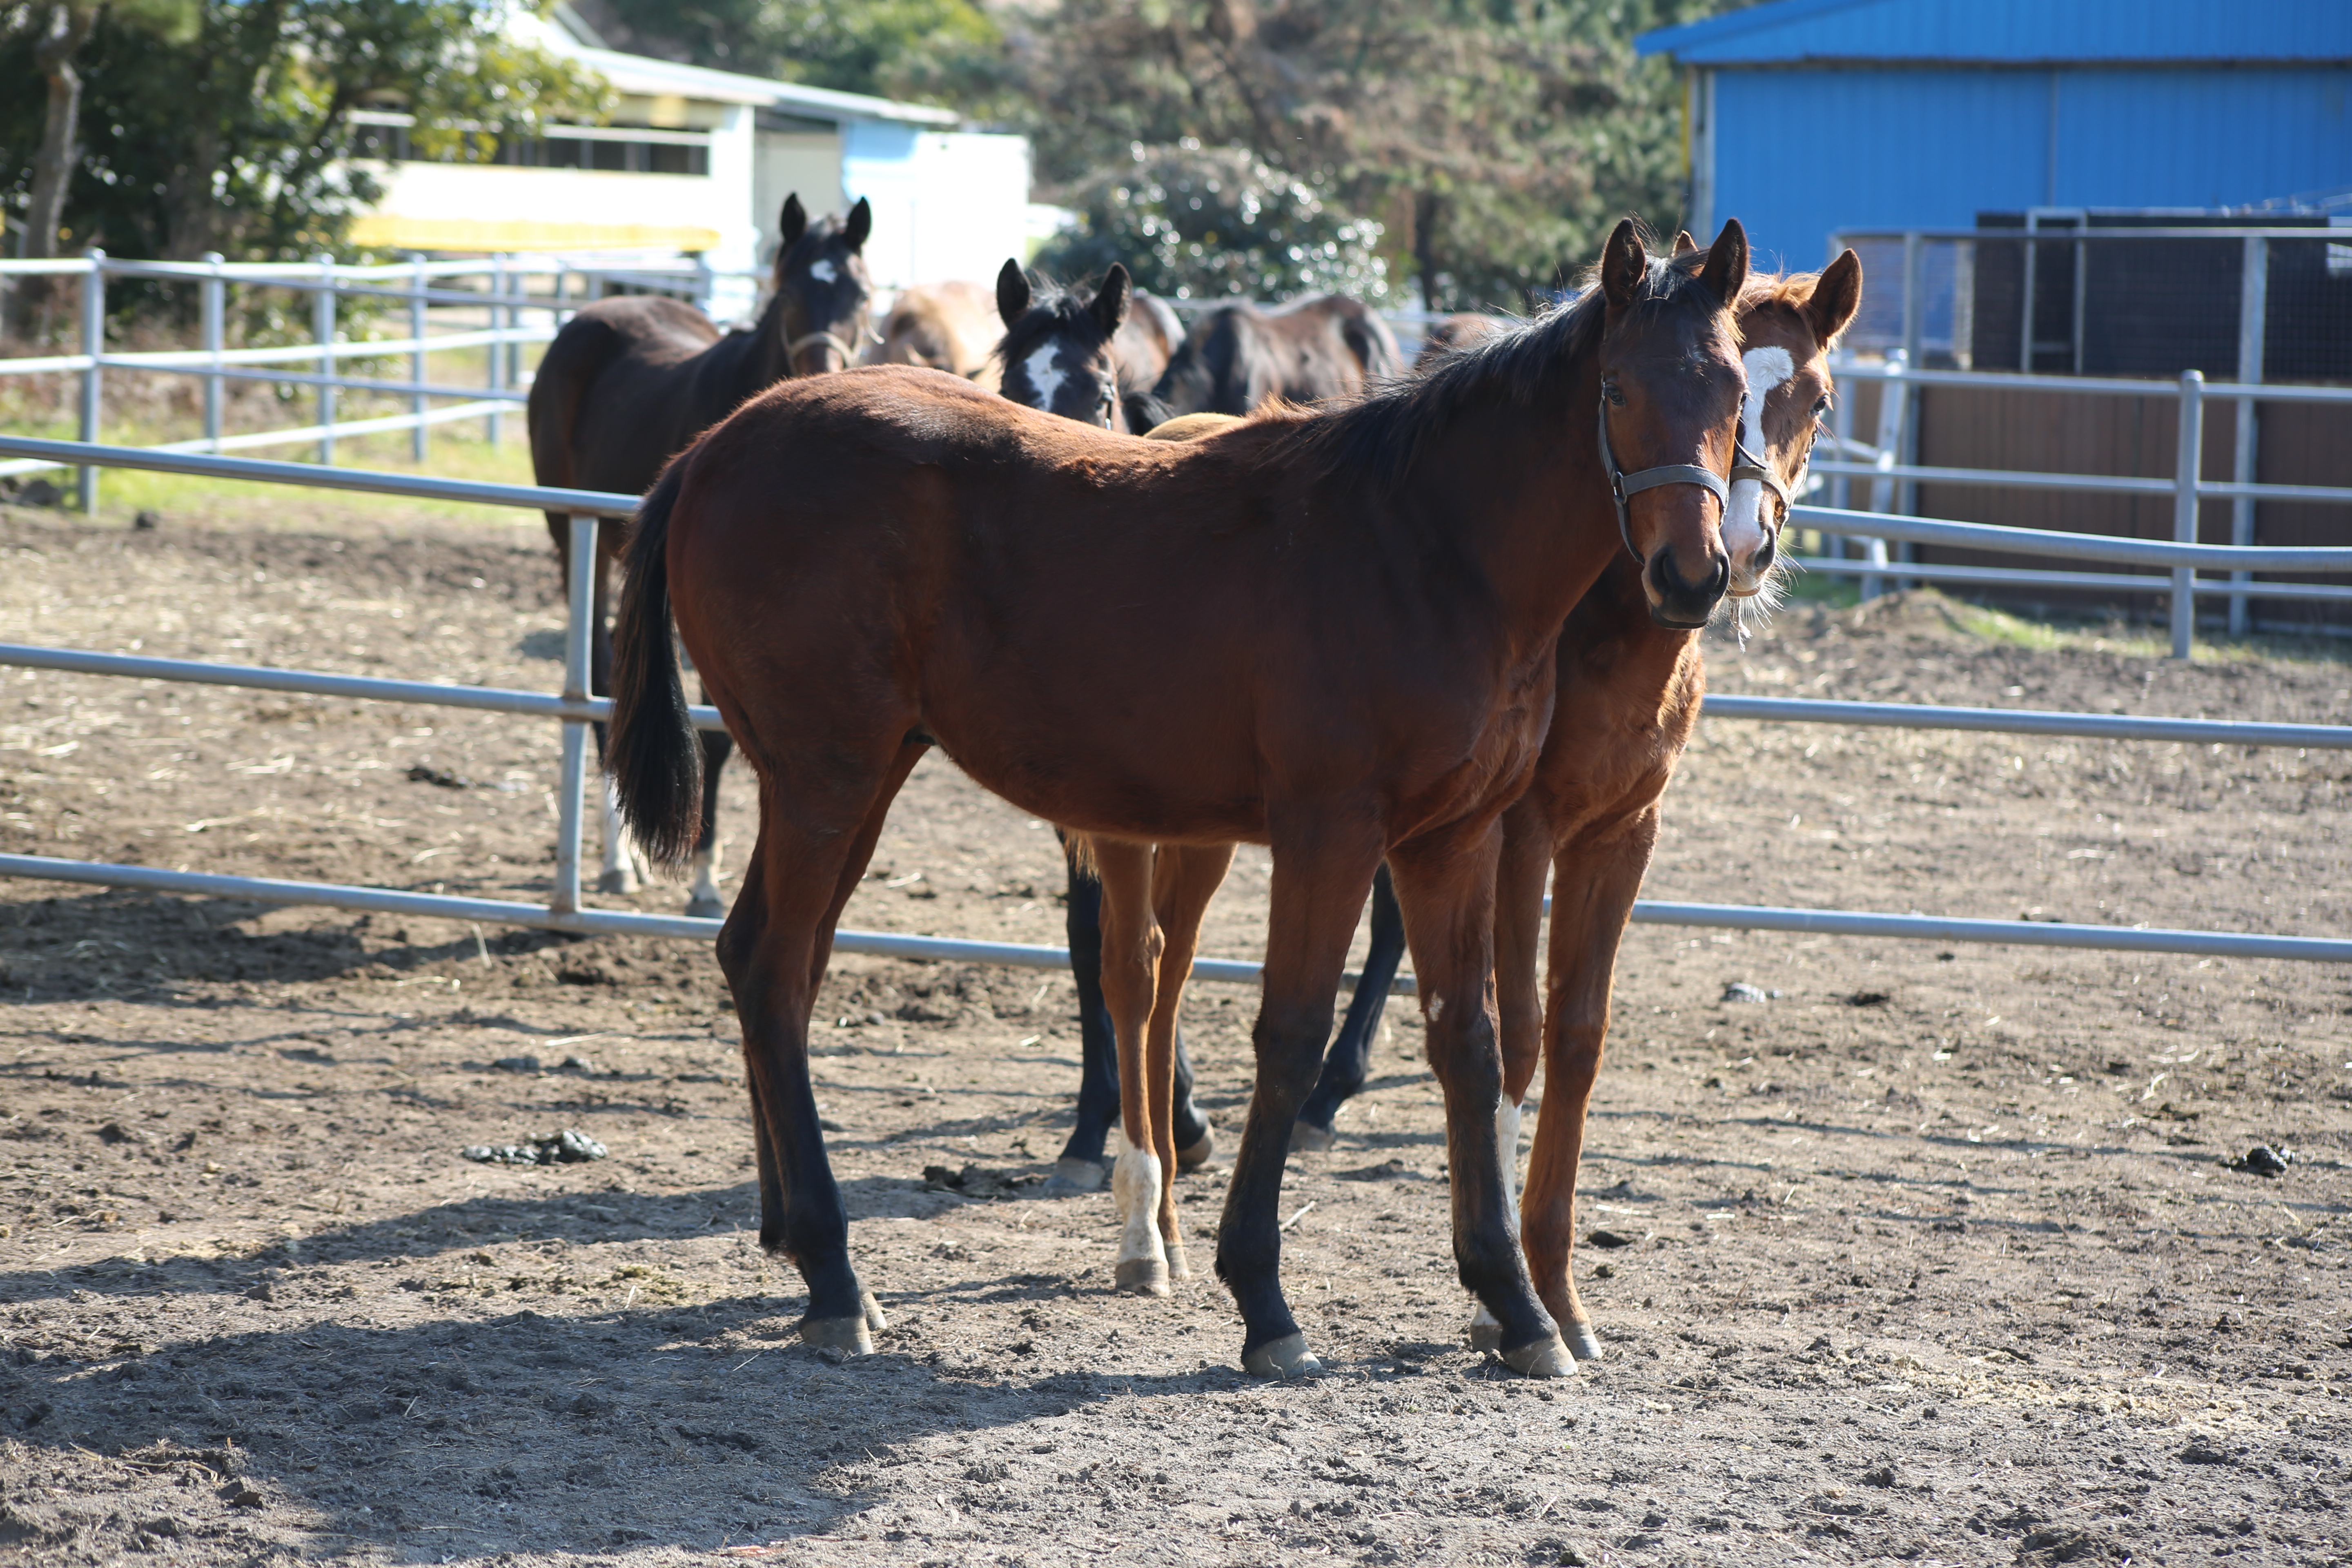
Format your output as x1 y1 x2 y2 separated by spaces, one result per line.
1597 392 1784 561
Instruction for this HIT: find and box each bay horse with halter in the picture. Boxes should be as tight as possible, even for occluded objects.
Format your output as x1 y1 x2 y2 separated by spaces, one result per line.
608 218 1759 1379
526 193 873 913
1152 292 1405 416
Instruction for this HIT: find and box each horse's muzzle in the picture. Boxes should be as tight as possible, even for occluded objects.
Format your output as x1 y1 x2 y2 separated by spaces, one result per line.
1645 543 1731 629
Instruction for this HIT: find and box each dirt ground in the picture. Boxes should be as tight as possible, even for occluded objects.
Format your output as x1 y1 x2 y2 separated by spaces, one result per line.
1 488 2348 1568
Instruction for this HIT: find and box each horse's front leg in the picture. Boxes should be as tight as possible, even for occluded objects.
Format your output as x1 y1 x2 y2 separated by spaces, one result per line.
1389 819 1570 1379
1049 845 1120 1193
1144 842 1236 1278
1521 809 1659 1363
1217 821 1381 1376
1091 838 1170 1295
1468 794 1553 1352
1293 864 1404 1151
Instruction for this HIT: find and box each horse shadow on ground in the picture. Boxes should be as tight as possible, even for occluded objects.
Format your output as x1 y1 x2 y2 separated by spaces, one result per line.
0 1177 1408 1561
0 887 593 997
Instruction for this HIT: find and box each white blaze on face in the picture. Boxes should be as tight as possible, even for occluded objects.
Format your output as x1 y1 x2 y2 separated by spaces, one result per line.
808 258 838 283
1022 343 1066 412
1725 345 1797 567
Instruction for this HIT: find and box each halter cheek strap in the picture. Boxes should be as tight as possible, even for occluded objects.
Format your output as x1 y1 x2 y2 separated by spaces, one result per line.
787 330 861 372
1597 396 1732 561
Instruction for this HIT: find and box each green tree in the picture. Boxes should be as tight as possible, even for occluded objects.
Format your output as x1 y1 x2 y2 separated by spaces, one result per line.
577 0 1015 115
0 0 604 265
1036 140 1389 302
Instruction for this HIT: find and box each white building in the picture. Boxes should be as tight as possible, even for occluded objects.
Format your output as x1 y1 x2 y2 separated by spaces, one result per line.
347 6 1037 313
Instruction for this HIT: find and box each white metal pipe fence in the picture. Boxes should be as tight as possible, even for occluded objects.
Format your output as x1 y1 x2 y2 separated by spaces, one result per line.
0 432 2347 981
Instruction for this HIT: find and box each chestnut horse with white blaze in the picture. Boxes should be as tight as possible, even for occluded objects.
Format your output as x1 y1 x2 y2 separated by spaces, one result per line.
1477 238 1863 1362
607 218 1759 1379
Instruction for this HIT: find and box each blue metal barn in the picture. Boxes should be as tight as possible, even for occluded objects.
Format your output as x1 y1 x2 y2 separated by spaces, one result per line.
1637 0 2352 270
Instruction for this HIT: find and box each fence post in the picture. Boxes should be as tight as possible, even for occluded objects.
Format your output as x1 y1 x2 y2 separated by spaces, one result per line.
551 513 597 918
201 252 225 453
2229 236 2266 638
2172 369 2204 660
313 253 337 465
1897 233 1925 572
487 254 506 445
1862 349 1907 600
409 254 428 464
76 249 105 513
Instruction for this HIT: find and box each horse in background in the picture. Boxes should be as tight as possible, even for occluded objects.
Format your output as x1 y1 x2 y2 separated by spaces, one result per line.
1153 293 1403 415
1414 312 1506 372
607 217 1761 1378
868 280 1001 381
527 194 873 914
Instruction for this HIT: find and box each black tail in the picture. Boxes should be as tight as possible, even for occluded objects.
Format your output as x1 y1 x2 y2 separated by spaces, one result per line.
609 457 704 871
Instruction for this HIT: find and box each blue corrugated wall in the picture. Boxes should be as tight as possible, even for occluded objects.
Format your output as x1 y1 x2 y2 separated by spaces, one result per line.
1713 67 2352 266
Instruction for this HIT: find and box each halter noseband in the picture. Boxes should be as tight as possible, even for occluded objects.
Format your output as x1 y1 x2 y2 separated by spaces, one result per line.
787 330 863 373
1597 392 1786 561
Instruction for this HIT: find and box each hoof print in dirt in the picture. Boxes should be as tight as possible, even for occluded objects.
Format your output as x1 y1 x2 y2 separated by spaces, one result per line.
461 1128 607 1165
405 763 471 789
1584 1229 1634 1250
921 1163 1037 1198
2015 1526 2125 1565
2226 1144 2290 1178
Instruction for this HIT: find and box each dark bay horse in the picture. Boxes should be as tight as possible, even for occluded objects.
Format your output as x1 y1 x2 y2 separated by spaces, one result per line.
526 193 873 913
1152 292 1404 416
608 218 1758 1379
1483 241 1863 1363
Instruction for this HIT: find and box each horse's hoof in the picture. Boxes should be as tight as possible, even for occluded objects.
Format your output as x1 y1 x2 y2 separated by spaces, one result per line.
1165 1243 1193 1281
1176 1124 1216 1172
597 867 640 896
1114 1258 1169 1296
685 894 725 919
1501 1331 1576 1379
1242 1333 1325 1379
1563 1319 1605 1362
1467 1312 1504 1353
800 1314 873 1355
1043 1157 1108 1195
862 1290 890 1332
1289 1119 1336 1155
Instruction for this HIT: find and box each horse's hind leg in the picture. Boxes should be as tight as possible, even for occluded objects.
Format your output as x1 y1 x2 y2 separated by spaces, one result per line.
686 696 734 918
584 547 644 895
717 742 919 1352
1047 846 1119 1194
1143 842 1235 1276
1294 863 1404 1151
1218 821 1381 1377
1521 812 1657 1364
1388 820 1568 1379
1091 838 1167 1295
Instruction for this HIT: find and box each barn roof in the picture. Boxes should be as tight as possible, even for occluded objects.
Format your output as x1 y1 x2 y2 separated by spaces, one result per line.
1638 0 2352 66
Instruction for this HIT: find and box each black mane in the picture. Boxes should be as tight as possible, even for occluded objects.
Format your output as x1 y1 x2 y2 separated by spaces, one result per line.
1273 252 1721 490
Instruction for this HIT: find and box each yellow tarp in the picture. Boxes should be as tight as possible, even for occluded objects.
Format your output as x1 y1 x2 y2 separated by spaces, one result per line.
346 216 721 253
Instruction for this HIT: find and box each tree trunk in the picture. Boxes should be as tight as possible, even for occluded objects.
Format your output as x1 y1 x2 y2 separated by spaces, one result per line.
1414 191 1442 315
7 4 98 339
24 3 99 260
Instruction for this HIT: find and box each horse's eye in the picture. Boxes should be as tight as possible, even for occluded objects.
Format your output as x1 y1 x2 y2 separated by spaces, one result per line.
1813 395 1833 418
1602 380 1626 408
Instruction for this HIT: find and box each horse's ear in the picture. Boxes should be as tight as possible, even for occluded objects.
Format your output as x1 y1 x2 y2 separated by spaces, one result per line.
1091 264 1132 335
1599 218 1647 311
1806 248 1864 347
1698 217 1748 308
779 193 807 250
996 258 1031 328
842 197 872 250
1672 230 1697 255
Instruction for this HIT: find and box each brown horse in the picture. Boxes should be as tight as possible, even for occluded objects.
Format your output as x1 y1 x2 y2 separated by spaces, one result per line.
866 279 1000 380
1153 292 1403 415
608 218 1758 1379
1413 312 1506 372
1484 240 1864 1363
526 193 873 913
